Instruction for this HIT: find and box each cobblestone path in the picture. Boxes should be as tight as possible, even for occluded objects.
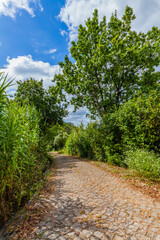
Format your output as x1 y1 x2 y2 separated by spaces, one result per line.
32 154 160 240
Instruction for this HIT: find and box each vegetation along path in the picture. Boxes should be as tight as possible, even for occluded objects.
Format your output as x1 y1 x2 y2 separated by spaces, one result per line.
6 153 160 240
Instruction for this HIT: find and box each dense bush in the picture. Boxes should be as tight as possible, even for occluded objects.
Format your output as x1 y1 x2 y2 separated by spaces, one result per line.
102 113 124 166
118 88 160 152
125 149 160 180
98 88 160 165
85 122 106 161
65 126 91 158
65 122 106 161
54 131 68 150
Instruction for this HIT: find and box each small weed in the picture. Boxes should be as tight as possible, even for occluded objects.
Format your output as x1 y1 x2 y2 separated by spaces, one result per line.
96 214 102 218
38 232 44 237
82 218 88 223
96 162 101 166
80 210 85 214
122 175 130 179
24 212 29 219
111 169 119 173
140 178 144 182
58 149 64 154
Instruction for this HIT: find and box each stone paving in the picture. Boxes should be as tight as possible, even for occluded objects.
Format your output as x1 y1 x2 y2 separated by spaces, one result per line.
26 154 160 239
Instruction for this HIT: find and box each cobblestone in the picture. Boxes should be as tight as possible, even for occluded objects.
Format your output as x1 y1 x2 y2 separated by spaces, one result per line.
6 154 160 239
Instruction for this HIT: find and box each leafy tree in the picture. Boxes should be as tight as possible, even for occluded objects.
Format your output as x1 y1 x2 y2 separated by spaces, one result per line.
53 6 160 118
15 78 68 130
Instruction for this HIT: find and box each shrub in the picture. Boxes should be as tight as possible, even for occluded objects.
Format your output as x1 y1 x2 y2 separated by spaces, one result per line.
65 122 106 161
65 126 91 158
118 88 160 152
102 88 160 166
54 131 68 150
103 113 124 165
85 122 106 161
125 149 160 180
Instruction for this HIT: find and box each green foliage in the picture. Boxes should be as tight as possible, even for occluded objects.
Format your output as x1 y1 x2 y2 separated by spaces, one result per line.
65 123 105 161
15 78 67 131
118 88 160 152
63 122 75 134
0 6 160 228
0 101 49 225
65 87 160 170
99 88 160 165
54 6 160 175
85 122 106 161
125 149 160 180
0 77 67 227
54 131 68 150
0 76 52 226
54 6 160 117
102 113 124 165
43 122 75 151
65 126 90 158
0 73 12 116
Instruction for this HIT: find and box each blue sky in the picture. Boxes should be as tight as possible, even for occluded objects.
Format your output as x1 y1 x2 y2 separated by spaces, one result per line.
0 0 68 67
0 0 160 125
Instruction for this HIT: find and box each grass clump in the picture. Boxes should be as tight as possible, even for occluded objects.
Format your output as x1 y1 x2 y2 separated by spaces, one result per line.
125 149 160 180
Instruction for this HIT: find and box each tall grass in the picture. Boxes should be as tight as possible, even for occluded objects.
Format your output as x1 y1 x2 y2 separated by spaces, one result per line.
0 75 50 227
0 73 12 116
125 149 160 180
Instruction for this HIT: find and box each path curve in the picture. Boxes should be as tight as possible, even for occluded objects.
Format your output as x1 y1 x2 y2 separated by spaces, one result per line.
9 154 160 239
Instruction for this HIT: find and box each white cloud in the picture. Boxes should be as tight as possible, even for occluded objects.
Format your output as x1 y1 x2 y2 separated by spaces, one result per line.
44 48 57 54
0 55 92 124
2 55 60 90
64 106 91 125
0 42 2 46
60 29 68 37
59 0 160 42
0 0 43 18
0 55 90 124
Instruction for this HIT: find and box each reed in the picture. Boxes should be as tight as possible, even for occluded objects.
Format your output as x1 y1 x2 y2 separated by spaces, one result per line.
0 74 49 226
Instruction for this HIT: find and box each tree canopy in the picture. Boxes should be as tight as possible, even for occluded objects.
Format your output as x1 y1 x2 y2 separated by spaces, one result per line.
53 6 160 118
15 78 68 130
